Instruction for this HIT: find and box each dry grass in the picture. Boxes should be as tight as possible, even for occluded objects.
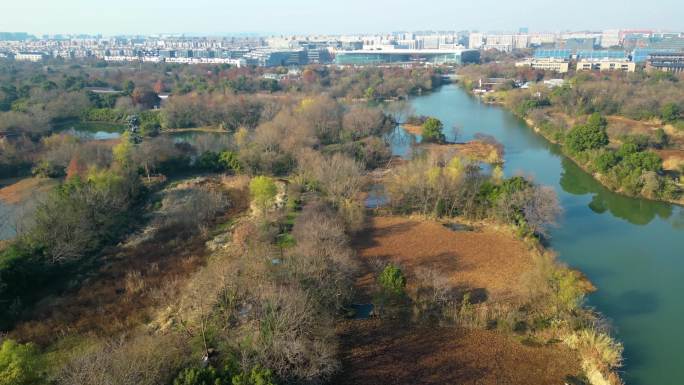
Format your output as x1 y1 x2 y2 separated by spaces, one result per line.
0 177 58 204
420 140 502 164
605 115 662 138
353 216 534 302
337 214 584 385
656 149 684 171
335 318 582 385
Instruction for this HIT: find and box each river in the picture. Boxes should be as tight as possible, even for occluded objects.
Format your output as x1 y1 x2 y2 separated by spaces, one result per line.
402 84 684 385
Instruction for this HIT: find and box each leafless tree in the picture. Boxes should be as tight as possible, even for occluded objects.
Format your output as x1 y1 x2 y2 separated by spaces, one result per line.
520 186 562 237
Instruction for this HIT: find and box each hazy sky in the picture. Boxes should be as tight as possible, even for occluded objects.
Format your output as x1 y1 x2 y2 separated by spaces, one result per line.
2 0 682 36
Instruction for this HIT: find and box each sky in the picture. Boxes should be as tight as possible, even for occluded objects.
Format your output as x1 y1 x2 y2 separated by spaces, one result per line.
2 0 683 36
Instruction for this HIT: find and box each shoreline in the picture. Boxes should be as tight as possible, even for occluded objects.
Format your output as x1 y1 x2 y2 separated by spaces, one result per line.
468 89 684 207
348 211 621 385
522 116 684 207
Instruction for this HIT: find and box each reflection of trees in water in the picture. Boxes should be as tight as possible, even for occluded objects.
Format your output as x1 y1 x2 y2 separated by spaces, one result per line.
383 100 414 124
668 209 684 230
386 126 417 158
0 199 37 240
559 157 673 226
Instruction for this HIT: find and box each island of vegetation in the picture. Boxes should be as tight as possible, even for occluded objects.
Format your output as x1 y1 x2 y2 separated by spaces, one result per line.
0 59 622 385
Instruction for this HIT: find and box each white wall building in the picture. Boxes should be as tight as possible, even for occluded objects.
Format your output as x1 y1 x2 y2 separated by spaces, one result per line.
469 32 484 49
601 29 622 48
14 52 44 62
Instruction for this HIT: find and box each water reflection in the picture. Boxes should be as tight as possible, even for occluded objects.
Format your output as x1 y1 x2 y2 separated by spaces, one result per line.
559 157 673 226
386 126 416 158
54 121 124 141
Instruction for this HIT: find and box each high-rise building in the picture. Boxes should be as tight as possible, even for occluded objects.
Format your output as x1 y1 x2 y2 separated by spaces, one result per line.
469 33 484 49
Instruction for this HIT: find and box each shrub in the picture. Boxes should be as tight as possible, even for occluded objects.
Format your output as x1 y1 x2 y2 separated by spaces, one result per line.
0 339 43 385
421 117 445 143
173 366 226 385
378 264 407 296
551 269 585 312
232 366 277 385
661 102 681 123
219 151 242 173
564 329 623 373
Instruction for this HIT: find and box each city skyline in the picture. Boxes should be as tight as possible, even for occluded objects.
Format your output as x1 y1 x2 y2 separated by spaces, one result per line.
2 0 683 36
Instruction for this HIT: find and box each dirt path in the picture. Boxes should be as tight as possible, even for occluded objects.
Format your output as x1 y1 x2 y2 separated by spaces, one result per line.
336 215 581 385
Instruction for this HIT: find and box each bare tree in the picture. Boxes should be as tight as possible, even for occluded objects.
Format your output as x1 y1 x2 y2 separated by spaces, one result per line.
521 186 562 237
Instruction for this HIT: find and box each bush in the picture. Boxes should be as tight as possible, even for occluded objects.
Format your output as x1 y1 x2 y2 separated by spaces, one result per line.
232 366 277 385
0 339 43 385
195 150 242 174
31 160 66 178
661 102 681 123
173 366 227 385
378 264 406 296
421 117 445 143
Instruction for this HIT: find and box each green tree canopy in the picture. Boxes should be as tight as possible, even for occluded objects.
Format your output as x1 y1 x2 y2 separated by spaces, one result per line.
250 176 278 211
565 114 609 153
421 117 445 143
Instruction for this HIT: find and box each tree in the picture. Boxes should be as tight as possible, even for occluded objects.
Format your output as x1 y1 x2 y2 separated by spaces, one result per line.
65 154 87 180
153 79 165 94
421 117 445 143
250 176 278 211
586 112 608 130
122 80 136 95
113 133 134 167
593 150 619 173
131 87 161 109
0 339 43 385
661 102 681 123
565 115 609 153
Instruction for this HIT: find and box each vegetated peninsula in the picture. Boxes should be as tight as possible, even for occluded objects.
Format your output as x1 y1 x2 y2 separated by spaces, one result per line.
0 59 622 385
459 60 684 205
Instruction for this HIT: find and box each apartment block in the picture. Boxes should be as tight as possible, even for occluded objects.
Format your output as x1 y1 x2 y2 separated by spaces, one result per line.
575 59 636 72
515 58 570 73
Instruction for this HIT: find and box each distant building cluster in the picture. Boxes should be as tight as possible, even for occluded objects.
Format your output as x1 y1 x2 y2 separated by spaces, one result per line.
0 29 683 71
0 32 480 67
498 29 684 74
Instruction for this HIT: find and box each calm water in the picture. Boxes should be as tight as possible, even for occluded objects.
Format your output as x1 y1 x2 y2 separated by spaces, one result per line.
54 121 124 140
407 84 684 385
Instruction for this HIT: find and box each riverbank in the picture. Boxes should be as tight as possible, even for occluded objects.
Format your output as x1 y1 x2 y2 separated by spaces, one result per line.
467 88 684 207
403 83 684 385
337 214 620 385
523 116 684 206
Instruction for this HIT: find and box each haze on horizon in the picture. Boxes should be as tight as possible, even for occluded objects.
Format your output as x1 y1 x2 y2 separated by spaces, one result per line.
2 0 683 36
